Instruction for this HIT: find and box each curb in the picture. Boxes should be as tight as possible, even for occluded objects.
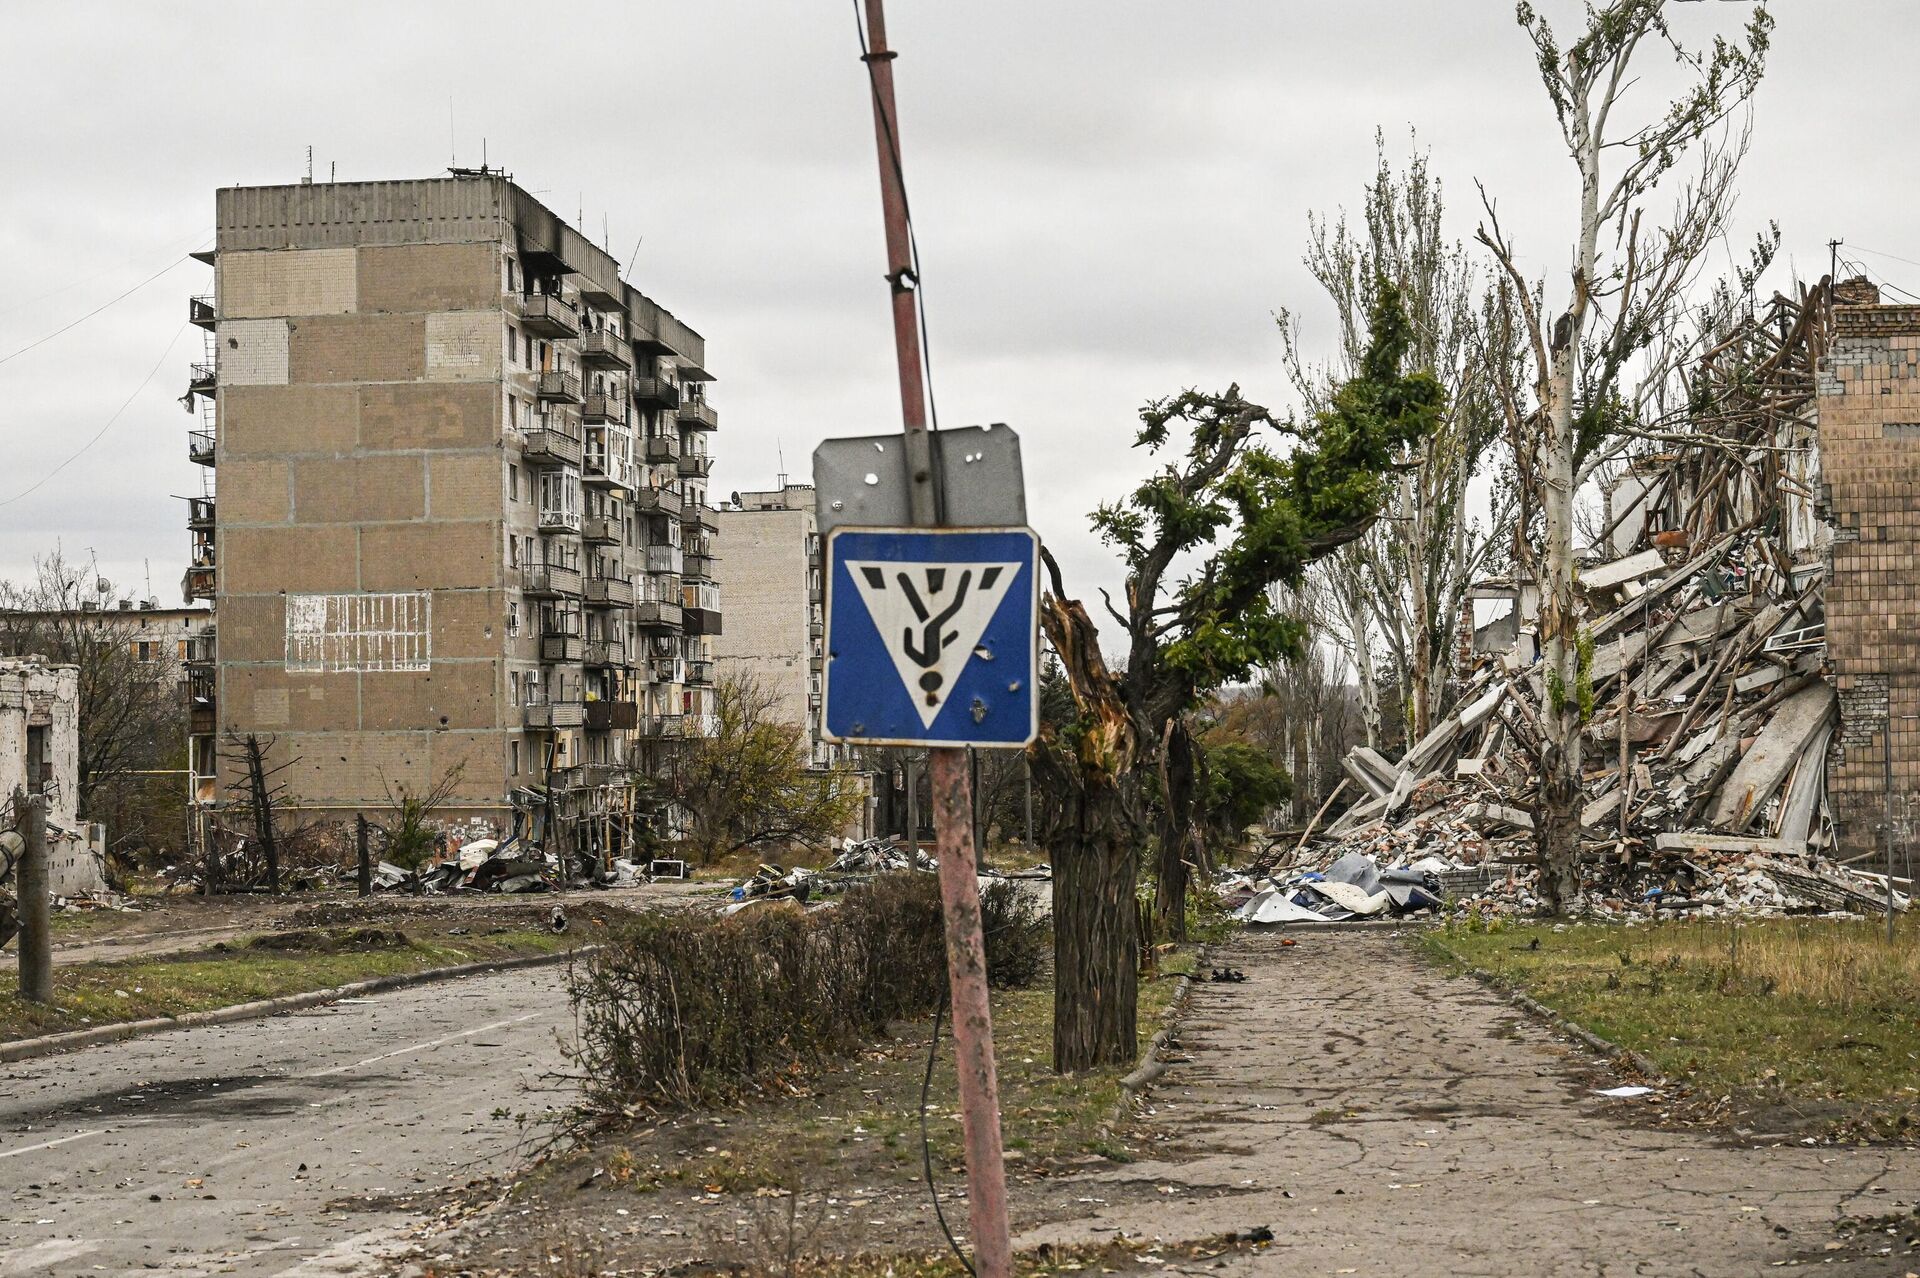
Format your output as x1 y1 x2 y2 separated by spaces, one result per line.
1430 939 1667 1083
1112 944 1208 1120
0 945 596 1064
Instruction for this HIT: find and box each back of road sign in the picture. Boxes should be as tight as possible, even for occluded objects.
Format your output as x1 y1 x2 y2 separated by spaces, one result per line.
822 527 1039 748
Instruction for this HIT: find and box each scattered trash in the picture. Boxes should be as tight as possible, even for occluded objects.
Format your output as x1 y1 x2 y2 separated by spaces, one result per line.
1593 1086 1657 1099
1208 967 1248 983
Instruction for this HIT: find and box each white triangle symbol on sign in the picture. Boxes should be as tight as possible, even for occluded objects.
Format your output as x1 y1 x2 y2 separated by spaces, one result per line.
846 560 1021 729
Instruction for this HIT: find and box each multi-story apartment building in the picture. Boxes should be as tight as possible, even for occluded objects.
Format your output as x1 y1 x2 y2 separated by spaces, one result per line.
183 173 720 859
713 484 828 761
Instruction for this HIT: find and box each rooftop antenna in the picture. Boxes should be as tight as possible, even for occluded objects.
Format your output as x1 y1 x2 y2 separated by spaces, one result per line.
602 213 610 254
329 160 336 183
624 236 644 276
304 145 313 185
776 439 787 488
482 137 487 170
143 558 153 601
449 96 456 167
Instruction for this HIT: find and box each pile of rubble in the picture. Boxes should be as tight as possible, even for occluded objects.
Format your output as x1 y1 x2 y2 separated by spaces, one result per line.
1248 523 1908 921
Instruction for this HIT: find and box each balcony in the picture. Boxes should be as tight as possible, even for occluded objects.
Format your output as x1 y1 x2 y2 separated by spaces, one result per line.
632 377 680 409
581 514 621 544
683 605 723 637
685 713 721 738
676 399 718 431
585 575 635 607
186 497 215 532
580 330 631 369
189 294 216 329
585 700 639 730
189 701 217 736
541 634 585 663
645 544 683 576
185 564 216 602
682 552 716 581
651 656 686 684
189 362 216 394
677 450 712 479
583 451 631 490
537 370 583 403
517 293 580 338
633 486 683 518
687 659 715 686
633 600 684 630
537 504 582 534
521 424 584 468
525 699 586 729
583 640 625 668
642 434 680 463
582 391 626 424
637 712 685 738
521 562 583 597
188 430 216 466
683 503 720 535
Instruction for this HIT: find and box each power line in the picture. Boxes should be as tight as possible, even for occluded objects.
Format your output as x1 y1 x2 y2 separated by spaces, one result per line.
0 227 210 322
1848 242 1920 274
0 320 190 508
0 254 196 370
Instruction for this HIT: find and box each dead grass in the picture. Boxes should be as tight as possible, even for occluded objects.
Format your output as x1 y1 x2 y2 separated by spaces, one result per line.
1422 915 1920 1140
0 927 574 1042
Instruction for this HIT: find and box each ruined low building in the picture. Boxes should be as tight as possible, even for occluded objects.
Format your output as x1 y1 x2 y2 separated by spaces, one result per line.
0 658 107 896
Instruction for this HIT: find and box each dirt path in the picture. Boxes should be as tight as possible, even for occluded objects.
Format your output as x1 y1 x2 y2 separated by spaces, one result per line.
1020 929 1920 1276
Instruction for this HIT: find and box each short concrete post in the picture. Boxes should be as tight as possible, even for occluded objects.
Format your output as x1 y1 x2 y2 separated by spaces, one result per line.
18 789 52 1004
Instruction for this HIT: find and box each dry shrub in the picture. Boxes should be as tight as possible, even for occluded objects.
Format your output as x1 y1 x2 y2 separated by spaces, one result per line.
567 873 1047 1117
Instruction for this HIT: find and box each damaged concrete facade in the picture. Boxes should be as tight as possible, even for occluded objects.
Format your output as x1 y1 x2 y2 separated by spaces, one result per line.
0 659 106 896
189 174 721 853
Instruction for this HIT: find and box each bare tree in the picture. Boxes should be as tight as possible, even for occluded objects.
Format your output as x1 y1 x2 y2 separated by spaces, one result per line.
1475 0 1772 911
668 673 865 865
1281 136 1515 744
0 553 185 860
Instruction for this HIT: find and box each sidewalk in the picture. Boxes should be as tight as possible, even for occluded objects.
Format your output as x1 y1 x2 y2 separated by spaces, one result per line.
1021 929 1920 1276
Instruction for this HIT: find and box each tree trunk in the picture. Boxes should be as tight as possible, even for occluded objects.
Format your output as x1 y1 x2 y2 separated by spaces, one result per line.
1153 719 1196 943
1034 571 1143 1073
1037 738 1140 1072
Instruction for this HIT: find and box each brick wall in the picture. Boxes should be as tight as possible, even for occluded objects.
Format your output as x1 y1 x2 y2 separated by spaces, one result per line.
1819 282 1920 849
215 238 508 814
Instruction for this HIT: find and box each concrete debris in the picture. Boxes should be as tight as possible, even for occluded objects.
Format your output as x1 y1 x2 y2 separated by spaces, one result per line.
1260 513 1910 921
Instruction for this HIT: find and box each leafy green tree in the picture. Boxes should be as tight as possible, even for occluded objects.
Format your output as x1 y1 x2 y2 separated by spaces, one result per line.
1198 740 1290 851
1037 280 1444 1070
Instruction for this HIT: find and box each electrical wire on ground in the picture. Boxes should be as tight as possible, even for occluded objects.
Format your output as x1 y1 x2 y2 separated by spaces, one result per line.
919 987 976 1278
0 320 190 508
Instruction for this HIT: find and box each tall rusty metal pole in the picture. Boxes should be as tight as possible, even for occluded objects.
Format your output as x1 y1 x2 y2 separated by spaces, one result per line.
17 789 52 1004
858 4 1013 1273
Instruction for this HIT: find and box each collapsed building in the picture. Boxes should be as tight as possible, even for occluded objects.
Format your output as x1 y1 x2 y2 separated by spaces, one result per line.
1259 278 1920 917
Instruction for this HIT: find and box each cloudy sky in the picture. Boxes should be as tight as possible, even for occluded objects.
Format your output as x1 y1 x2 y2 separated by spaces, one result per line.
1 1 1912 640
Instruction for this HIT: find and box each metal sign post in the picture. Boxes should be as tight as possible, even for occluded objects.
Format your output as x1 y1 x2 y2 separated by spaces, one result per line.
851 4 1013 1272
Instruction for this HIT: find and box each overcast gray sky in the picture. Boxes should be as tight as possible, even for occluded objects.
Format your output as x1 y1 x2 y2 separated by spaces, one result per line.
2 1 1912 640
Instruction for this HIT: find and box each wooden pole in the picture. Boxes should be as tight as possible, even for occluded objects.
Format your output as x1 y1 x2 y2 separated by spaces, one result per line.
356 813 371 898
860 4 1011 1271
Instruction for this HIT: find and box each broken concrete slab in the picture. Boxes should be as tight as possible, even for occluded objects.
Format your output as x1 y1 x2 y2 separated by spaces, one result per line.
1708 682 1837 832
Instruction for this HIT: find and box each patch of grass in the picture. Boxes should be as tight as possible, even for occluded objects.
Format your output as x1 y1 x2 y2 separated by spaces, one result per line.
0 927 574 1042
1420 916 1920 1138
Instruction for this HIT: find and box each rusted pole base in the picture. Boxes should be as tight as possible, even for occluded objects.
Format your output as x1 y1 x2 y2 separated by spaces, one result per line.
928 746 1013 1277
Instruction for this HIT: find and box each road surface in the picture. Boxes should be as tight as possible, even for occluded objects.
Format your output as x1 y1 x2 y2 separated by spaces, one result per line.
0 963 574 1276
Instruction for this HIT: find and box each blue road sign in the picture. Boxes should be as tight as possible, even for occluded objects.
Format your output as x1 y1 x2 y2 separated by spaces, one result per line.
822 526 1039 748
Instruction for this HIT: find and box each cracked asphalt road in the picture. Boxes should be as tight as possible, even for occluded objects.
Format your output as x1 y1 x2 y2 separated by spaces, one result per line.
1020 929 1920 1276
0 964 575 1277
